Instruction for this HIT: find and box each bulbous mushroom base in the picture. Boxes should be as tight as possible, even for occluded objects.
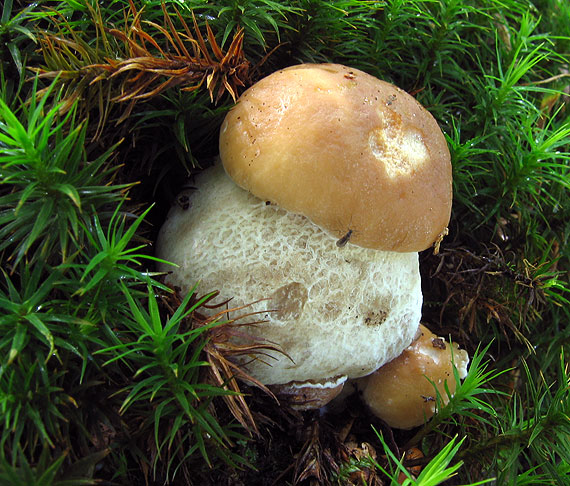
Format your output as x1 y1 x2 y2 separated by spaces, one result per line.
157 165 423 393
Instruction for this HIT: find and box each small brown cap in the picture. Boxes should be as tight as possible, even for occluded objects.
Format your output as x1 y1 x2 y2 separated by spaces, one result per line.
219 63 452 252
359 324 469 429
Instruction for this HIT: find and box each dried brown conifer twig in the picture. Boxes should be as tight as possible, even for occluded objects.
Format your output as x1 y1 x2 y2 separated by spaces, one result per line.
92 1 250 101
34 0 251 126
190 295 285 437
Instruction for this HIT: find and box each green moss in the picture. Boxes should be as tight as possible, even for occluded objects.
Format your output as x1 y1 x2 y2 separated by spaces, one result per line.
1 0 568 484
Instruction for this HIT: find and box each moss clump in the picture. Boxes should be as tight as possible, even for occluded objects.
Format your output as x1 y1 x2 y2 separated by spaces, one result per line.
1 0 568 484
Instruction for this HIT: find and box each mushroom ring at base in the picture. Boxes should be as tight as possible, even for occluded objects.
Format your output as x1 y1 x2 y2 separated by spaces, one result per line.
156 165 423 406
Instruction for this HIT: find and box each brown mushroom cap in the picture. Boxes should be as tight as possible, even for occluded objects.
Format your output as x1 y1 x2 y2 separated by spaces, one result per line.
359 324 469 429
219 63 452 252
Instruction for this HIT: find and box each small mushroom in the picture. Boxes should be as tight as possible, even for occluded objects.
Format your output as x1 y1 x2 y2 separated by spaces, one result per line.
156 63 453 409
358 324 470 429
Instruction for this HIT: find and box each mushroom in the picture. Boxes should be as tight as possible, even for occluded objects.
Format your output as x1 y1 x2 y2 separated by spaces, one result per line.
358 324 470 429
156 63 452 409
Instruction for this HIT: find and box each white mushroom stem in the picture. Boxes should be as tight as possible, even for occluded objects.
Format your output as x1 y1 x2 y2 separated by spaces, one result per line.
156 165 423 406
